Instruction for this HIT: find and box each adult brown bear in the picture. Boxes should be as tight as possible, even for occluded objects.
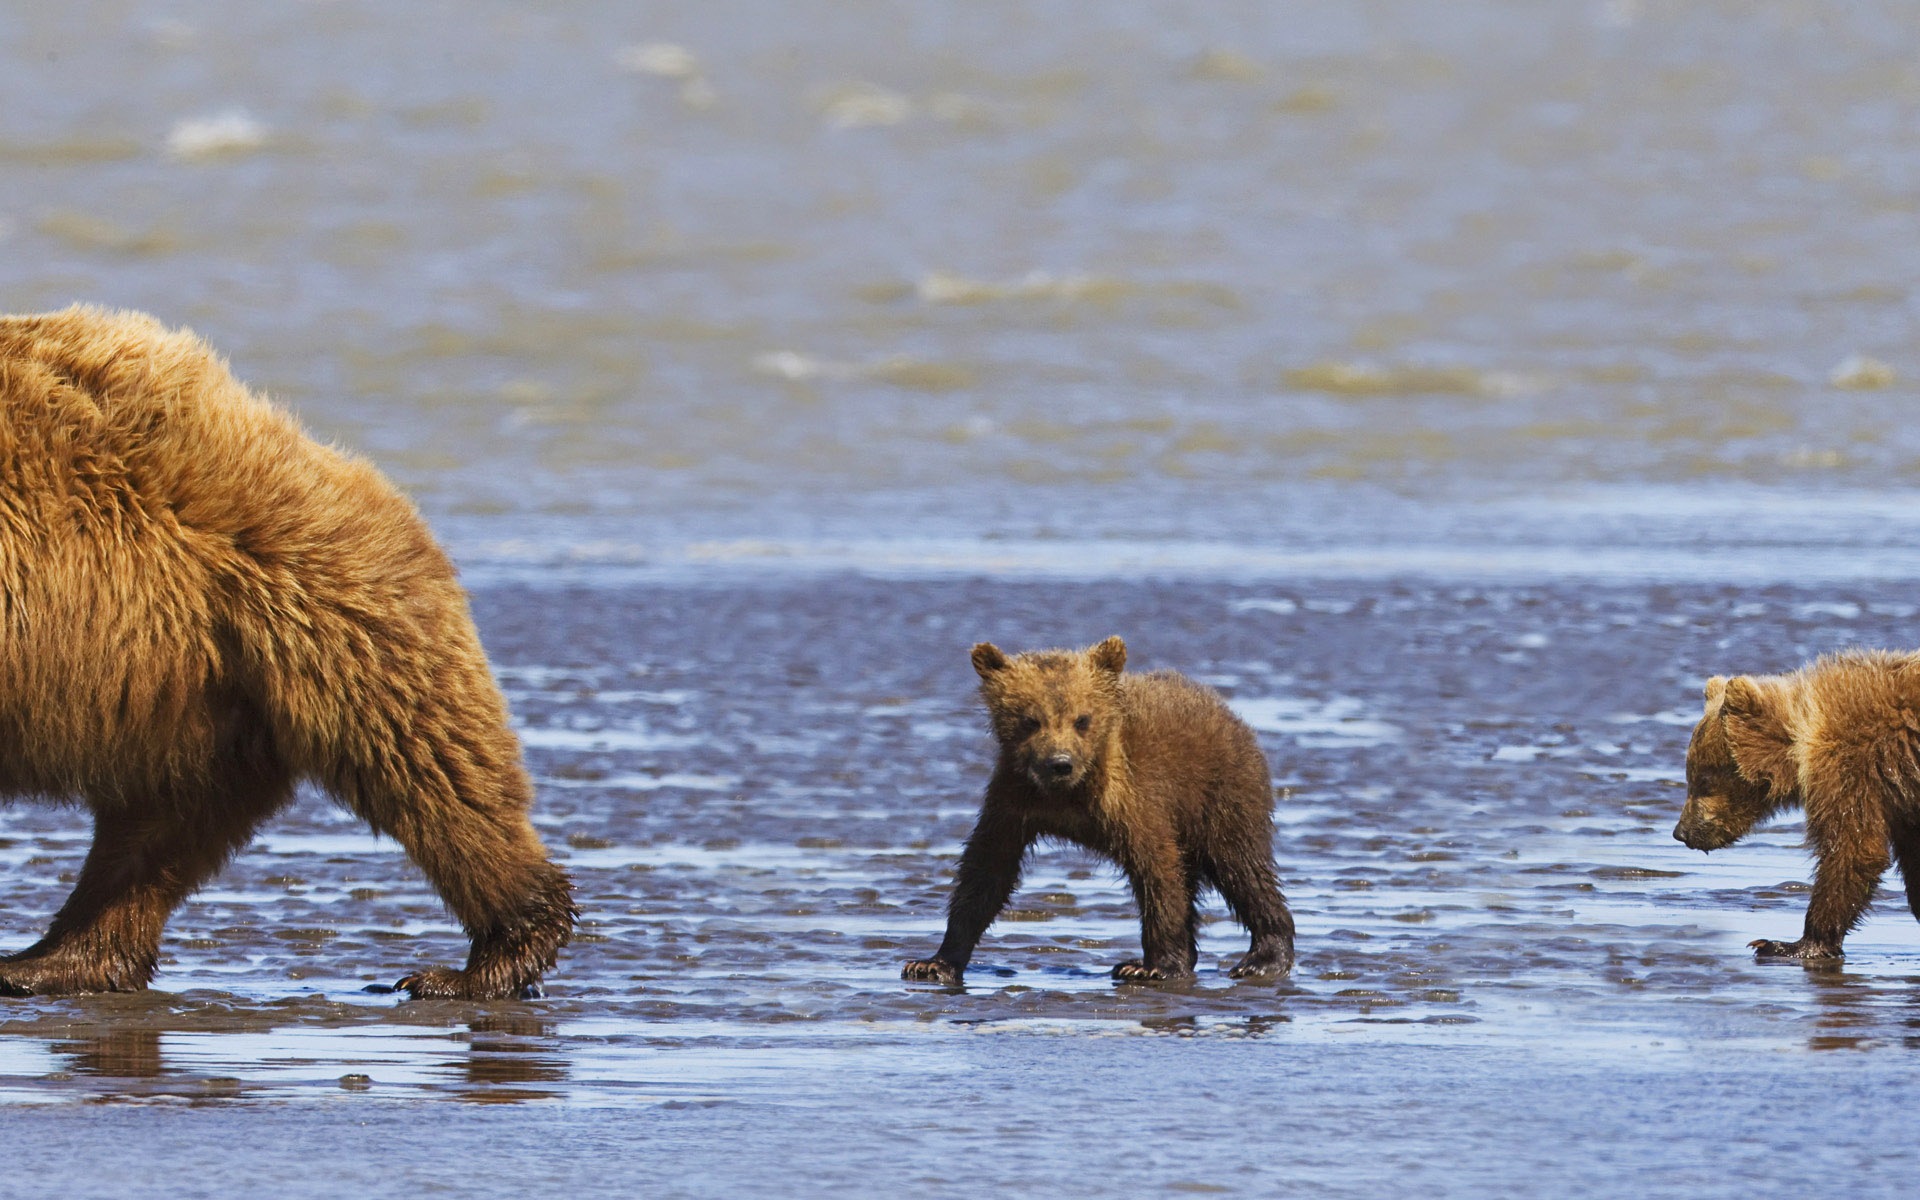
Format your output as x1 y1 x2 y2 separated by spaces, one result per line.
0 306 573 998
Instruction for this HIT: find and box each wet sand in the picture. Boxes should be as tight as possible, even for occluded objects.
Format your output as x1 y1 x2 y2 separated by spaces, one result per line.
3 574 1920 1195
9 1042 1920 1197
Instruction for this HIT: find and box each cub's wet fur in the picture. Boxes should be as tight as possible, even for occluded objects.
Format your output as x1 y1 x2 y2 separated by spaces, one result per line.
1676 651 1920 962
903 636 1294 985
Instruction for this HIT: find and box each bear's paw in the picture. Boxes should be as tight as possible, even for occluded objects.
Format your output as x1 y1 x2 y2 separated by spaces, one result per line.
901 958 963 986
1749 938 1842 962
395 966 545 1001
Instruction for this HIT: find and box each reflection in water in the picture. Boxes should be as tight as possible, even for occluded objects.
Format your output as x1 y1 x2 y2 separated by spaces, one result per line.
3 1017 571 1104
456 1015 568 1103
57 1027 164 1079
1137 1014 1292 1037
1799 965 1920 1052
1801 963 1874 1051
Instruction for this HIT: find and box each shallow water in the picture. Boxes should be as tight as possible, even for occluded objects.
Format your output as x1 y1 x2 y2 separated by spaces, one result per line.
1 579 1919 1194
8 0 1920 537
9 0 1920 1195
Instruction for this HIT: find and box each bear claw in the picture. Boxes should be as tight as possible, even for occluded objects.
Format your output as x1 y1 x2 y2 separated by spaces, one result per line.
1112 960 1185 983
395 970 464 999
902 959 962 986
1227 952 1293 980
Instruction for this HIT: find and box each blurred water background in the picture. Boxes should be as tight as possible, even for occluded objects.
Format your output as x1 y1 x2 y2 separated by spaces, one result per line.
6 2 1920 1196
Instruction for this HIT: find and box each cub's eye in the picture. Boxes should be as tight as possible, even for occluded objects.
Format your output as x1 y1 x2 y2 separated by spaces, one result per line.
1073 714 1092 734
1015 715 1041 737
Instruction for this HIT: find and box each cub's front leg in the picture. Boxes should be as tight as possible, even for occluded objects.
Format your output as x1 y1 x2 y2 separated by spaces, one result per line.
1112 857 1197 983
1752 836 1888 963
902 808 1028 985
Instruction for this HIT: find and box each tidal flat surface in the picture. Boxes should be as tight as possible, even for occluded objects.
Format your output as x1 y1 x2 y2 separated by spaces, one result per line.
4 576 1920 1196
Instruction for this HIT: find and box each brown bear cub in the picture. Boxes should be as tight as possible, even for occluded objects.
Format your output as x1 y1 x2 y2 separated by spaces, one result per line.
0 306 574 998
903 636 1294 984
1676 651 1920 961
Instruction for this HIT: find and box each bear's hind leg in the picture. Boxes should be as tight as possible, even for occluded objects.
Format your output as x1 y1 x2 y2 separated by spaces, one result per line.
0 770 291 995
1208 848 1295 979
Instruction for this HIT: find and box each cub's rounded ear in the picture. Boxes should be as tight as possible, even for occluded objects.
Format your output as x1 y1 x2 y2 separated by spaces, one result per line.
1719 675 1795 794
1089 635 1127 676
1721 676 1762 717
971 642 1010 677
1703 676 1727 704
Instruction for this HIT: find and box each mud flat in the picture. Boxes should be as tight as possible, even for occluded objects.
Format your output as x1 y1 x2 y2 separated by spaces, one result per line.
1 573 1918 1196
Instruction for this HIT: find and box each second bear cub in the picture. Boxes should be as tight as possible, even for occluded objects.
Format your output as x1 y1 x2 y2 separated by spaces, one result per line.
1676 651 1920 961
903 636 1294 984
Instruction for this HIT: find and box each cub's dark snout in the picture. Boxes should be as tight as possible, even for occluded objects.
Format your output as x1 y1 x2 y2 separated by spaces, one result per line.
1672 802 1736 852
1042 754 1074 779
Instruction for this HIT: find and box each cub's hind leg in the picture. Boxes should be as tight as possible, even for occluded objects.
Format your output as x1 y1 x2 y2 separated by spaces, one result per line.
1204 811 1295 979
1213 853 1295 978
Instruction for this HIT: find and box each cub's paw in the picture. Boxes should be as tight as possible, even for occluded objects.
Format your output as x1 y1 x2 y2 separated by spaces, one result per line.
1227 949 1294 979
1750 938 1842 962
1112 960 1171 983
902 958 962 986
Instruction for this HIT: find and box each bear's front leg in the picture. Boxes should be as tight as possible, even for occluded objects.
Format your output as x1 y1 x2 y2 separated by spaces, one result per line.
1115 857 1197 983
1751 835 1889 964
394 861 577 1001
903 809 1028 987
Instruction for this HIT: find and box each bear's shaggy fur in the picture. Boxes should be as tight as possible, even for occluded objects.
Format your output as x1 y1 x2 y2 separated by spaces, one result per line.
903 636 1294 984
0 306 573 998
1675 650 1920 961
